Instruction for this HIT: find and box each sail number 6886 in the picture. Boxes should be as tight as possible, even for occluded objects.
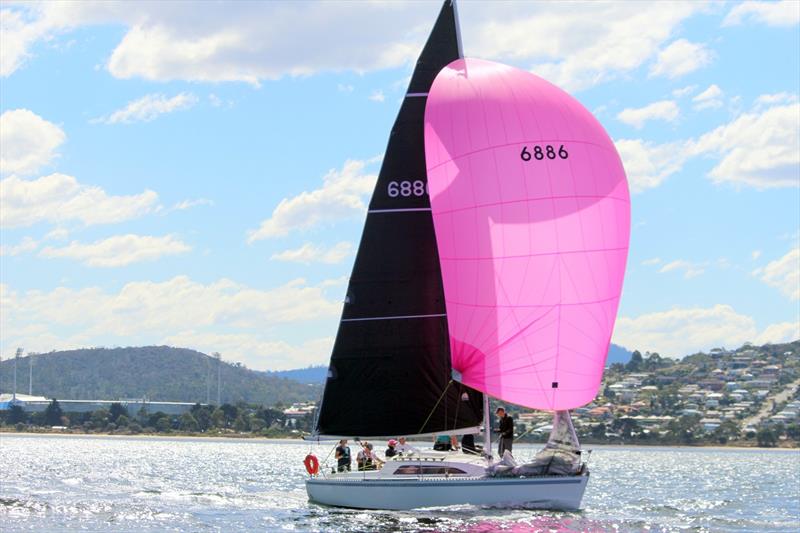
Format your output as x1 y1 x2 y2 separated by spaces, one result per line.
520 144 568 161
388 180 427 198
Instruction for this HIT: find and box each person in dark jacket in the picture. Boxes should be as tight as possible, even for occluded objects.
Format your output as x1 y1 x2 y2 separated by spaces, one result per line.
385 439 399 458
461 433 476 454
494 407 514 456
335 439 351 472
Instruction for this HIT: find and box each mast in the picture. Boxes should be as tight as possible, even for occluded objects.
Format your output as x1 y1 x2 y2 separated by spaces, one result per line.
483 394 491 461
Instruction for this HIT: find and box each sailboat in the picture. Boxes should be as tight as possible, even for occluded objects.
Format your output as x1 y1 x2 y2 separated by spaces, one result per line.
305 0 630 511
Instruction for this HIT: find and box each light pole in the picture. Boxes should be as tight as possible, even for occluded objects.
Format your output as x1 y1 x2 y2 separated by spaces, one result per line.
29 354 34 395
206 355 211 404
13 347 22 401
214 352 222 405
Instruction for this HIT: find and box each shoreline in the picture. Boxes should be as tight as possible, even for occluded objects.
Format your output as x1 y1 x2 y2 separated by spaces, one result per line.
0 429 301 443
1 429 797 450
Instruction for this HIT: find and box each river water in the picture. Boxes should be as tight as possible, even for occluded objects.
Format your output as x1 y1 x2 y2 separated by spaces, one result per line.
0 434 798 532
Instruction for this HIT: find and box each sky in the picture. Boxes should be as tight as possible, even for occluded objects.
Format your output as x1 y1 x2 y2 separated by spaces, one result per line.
1 0 798 371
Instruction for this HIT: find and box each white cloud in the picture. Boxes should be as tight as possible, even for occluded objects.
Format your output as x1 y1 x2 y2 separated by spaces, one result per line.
658 259 706 278
649 39 714 79
0 236 38 256
169 198 214 211
0 275 343 369
518 3 707 91
2 2 707 92
754 321 800 346
617 100 679 129
642 257 662 266
320 276 348 289
613 304 799 357
44 227 69 241
692 84 724 110
691 103 800 189
753 247 800 300
723 1 800 27
751 250 762 260
368 90 385 103
271 241 353 265
0 109 66 175
337 83 354 93
247 157 379 242
0 8 56 76
92 92 198 124
0 173 158 228
46 2 436 85
614 138 690 193
617 96 800 192
754 92 798 110
0 228 69 257
671 85 697 98
39 234 191 267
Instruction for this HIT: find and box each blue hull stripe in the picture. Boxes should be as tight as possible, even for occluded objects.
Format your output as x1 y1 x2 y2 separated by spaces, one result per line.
307 477 585 488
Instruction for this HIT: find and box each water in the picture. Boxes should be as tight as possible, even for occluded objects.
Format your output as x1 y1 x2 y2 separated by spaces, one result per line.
1 434 798 532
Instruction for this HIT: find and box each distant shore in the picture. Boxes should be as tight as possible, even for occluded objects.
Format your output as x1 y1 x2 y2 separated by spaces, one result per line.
2 428 797 450
0 429 300 443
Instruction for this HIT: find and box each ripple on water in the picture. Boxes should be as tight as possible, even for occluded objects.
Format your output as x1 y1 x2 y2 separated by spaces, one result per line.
0 436 798 532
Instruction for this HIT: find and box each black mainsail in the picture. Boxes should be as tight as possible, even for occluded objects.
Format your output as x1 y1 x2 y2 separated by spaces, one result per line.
315 0 483 438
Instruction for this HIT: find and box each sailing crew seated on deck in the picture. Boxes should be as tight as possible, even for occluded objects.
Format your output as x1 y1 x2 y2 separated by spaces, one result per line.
433 434 458 451
385 439 399 458
357 442 384 471
396 436 418 456
335 439 351 472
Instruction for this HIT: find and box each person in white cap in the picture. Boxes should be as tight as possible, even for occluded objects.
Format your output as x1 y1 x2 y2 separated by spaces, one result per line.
395 436 419 456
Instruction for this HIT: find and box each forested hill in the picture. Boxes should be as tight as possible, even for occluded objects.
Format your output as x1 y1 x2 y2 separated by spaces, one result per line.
0 346 321 406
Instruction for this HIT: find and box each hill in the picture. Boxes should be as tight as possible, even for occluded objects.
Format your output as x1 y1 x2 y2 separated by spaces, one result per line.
606 343 632 365
0 346 321 406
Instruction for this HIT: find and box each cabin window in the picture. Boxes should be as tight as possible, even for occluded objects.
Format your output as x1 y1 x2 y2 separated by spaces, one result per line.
420 467 466 475
393 466 466 475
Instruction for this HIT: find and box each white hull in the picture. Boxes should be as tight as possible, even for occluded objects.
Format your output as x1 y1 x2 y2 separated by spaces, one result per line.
306 473 589 510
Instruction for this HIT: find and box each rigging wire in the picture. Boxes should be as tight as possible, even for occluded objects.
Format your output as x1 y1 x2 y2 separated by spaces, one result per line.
513 424 537 442
416 379 453 435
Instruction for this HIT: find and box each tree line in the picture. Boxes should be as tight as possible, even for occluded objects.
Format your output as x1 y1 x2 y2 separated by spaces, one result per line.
1 399 316 437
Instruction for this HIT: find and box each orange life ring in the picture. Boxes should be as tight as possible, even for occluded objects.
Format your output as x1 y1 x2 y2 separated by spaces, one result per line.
304 454 320 475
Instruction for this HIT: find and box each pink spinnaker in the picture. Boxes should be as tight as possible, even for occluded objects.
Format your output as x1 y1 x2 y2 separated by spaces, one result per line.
424 59 630 410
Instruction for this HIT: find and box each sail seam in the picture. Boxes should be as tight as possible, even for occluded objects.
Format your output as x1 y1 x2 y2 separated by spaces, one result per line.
406 92 429 97
341 313 446 322
439 245 628 261
369 207 432 213
446 295 618 308
434 195 629 217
